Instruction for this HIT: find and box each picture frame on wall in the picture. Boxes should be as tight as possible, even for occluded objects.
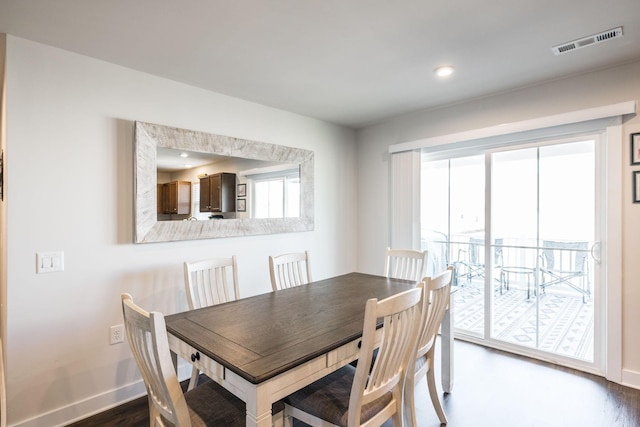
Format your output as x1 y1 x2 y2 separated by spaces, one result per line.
631 132 640 165
634 171 640 204
237 183 246 197
237 198 246 212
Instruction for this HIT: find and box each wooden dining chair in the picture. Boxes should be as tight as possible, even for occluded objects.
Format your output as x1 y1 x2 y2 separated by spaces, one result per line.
269 251 312 291
283 286 424 427
183 255 240 390
404 266 453 427
121 293 247 426
384 247 428 282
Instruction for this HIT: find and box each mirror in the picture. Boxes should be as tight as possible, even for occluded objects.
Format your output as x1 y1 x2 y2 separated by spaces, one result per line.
134 121 314 243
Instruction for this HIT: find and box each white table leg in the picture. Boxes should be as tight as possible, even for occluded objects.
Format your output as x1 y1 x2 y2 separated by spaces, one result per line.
244 383 273 427
441 295 454 393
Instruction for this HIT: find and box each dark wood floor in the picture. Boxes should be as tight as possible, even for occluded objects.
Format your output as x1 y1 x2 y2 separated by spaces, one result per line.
67 340 640 427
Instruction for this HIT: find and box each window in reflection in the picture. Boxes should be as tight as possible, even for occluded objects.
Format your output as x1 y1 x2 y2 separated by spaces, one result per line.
246 168 300 218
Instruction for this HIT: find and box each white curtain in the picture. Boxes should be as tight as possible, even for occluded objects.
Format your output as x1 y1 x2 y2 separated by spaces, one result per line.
390 150 421 250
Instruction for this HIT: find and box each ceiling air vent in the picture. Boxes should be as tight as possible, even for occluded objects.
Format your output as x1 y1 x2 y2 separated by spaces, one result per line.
552 27 623 56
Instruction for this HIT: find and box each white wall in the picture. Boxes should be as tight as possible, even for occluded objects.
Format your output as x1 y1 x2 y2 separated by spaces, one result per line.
4 36 357 426
0 32 6 360
356 59 640 388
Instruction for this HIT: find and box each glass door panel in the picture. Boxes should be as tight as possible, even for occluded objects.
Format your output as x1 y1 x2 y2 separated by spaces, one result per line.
421 137 597 364
537 141 595 361
491 149 539 346
421 159 450 276
490 140 595 361
492 147 538 246
422 155 486 336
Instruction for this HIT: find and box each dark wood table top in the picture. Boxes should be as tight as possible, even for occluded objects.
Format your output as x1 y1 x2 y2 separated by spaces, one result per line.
165 272 416 384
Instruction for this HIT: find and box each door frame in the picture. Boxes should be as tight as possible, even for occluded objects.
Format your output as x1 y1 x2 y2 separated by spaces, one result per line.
393 104 631 381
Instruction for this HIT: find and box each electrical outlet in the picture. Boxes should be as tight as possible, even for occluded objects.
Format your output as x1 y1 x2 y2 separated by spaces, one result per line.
110 324 124 345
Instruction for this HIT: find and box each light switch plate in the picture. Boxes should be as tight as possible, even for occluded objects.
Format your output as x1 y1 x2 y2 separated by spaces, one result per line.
36 251 64 273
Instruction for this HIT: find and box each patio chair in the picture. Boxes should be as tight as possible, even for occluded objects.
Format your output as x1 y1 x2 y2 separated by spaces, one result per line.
421 230 449 277
540 241 590 302
455 238 504 290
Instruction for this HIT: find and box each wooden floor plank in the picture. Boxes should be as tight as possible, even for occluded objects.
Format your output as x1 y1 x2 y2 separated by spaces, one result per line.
67 340 640 427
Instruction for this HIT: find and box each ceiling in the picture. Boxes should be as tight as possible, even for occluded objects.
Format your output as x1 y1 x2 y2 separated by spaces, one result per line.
2 1 640 129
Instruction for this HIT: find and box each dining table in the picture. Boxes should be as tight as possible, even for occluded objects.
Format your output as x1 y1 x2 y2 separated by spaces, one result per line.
165 272 454 427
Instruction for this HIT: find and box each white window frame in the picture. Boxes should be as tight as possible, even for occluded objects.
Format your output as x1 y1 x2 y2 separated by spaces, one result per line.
244 167 300 219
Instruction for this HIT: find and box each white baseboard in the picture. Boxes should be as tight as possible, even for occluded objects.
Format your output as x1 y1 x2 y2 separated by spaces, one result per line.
621 368 640 390
10 363 191 427
12 364 192 427
11 381 146 427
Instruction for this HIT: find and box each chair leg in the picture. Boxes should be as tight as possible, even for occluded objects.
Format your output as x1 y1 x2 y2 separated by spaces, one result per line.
404 372 418 427
187 366 199 391
272 409 285 427
149 406 161 427
426 361 447 424
391 410 403 427
283 405 294 427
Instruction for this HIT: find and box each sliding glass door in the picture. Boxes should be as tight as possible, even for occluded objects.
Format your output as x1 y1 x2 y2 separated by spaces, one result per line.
421 135 600 366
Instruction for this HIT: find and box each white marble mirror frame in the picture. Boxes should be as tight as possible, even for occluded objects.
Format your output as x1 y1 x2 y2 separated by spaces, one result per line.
134 121 314 243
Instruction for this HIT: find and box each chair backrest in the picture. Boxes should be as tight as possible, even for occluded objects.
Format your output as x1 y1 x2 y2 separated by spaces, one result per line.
469 238 504 266
422 230 449 276
348 287 424 426
121 294 192 427
184 256 240 309
468 238 483 265
384 247 428 282
269 251 312 291
414 266 453 361
542 241 588 273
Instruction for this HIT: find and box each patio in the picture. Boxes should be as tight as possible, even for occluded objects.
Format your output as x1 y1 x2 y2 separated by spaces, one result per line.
453 280 594 361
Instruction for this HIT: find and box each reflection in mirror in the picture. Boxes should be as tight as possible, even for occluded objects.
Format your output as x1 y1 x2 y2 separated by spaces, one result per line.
135 121 314 243
156 147 301 221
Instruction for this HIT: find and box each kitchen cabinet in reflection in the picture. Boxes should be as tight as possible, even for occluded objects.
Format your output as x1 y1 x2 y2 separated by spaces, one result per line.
157 181 191 215
199 173 236 212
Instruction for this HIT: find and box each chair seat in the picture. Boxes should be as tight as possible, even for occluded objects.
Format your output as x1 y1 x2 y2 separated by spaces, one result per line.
185 381 285 426
284 365 393 426
414 354 427 373
185 381 246 426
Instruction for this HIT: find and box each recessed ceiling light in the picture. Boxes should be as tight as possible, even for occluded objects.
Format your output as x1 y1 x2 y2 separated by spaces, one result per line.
180 152 189 158
434 65 455 77
184 164 193 168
